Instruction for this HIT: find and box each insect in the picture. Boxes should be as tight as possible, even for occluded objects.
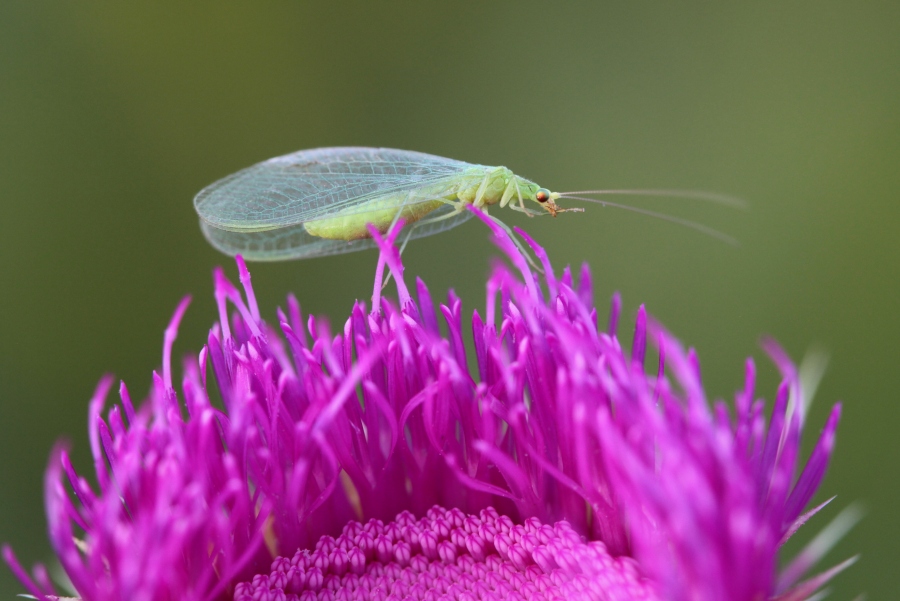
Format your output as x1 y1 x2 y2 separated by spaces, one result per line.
194 146 740 261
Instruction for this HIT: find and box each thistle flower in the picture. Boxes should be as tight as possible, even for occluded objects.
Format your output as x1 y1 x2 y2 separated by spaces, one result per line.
4 209 853 601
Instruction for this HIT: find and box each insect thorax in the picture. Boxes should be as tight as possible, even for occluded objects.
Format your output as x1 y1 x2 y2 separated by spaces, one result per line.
455 166 518 206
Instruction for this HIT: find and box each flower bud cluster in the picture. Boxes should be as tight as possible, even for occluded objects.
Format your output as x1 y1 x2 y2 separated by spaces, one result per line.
236 507 655 601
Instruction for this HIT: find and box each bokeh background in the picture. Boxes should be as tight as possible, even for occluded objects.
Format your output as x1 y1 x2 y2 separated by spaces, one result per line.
2 2 897 598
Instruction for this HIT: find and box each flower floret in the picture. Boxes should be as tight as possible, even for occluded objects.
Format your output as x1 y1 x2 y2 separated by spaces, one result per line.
3 210 851 601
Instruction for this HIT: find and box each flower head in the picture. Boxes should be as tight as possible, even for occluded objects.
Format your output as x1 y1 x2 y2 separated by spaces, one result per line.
4 209 852 601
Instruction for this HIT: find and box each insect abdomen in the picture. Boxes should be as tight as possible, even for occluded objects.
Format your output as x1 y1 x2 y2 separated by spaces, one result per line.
303 196 446 240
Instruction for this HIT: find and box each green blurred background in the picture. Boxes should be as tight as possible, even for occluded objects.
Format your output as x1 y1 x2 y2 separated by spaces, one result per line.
1 1 897 598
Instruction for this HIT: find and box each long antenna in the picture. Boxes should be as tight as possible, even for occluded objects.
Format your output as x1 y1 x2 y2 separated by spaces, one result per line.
559 195 739 246
560 189 747 209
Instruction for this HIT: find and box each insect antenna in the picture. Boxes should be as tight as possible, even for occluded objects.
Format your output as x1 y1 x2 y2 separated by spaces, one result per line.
559 195 739 246
559 189 747 209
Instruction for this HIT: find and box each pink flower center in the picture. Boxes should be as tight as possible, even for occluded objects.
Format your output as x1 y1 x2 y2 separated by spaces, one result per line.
234 506 658 601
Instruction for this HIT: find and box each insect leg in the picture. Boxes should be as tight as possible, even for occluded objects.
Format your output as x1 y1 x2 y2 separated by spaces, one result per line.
499 178 516 208
375 191 417 291
385 188 416 233
411 200 466 226
508 203 543 217
382 227 417 291
473 173 491 208
382 199 464 291
514 179 530 216
398 228 415 255
484 212 543 272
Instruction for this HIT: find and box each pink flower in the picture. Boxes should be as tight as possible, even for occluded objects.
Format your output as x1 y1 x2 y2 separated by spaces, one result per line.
4 209 853 601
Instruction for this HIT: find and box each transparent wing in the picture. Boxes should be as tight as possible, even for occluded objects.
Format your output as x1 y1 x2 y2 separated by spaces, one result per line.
194 147 475 231
199 203 475 261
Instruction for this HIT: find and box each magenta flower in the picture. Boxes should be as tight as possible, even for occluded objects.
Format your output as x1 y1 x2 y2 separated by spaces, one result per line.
4 209 853 601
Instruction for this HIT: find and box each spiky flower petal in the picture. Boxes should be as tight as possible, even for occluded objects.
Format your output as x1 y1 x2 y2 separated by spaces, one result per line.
4 210 851 601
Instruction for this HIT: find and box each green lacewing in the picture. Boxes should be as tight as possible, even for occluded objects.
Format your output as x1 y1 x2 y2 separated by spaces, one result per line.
194 147 740 261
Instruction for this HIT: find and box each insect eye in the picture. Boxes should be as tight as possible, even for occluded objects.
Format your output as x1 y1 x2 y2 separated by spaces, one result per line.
535 188 551 203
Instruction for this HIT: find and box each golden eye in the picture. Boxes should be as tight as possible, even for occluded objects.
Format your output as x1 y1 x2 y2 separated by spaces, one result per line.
535 188 551 203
